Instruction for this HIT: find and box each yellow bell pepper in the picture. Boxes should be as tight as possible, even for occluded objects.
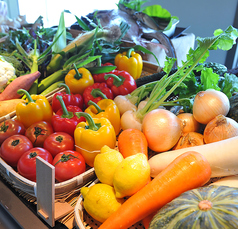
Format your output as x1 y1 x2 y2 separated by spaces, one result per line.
65 64 94 95
84 99 121 135
74 112 116 167
16 89 53 128
114 48 143 80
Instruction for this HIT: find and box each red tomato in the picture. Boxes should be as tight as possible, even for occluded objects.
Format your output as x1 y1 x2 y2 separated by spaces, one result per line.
0 120 25 145
25 121 54 147
43 132 74 157
0 135 33 167
53 150 86 182
17 147 53 181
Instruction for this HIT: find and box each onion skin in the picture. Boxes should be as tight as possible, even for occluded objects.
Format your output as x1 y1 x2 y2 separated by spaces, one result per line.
193 89 230 124
177 113 201 133
142 109 183 152
173 132 204 150
204 114 238 144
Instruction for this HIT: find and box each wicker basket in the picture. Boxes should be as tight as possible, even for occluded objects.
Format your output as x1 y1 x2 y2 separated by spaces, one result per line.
0 61 159 200
0 85 98 199
74 179 145 229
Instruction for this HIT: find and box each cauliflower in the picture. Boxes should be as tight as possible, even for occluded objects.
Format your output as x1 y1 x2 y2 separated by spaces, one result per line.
0 55 16 92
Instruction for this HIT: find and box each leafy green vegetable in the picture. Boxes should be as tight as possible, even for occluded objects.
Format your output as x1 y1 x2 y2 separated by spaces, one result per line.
135 25 238 118
142 5 171 19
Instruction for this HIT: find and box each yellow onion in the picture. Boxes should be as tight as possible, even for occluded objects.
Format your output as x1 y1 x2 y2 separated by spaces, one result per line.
204 114 238 144
173 132 204 150
193 89 230 124
177 113 201 133
142 108 183 152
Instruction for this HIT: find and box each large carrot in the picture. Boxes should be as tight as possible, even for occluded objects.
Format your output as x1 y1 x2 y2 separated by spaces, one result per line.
0 71 41 101
98 151 211 229
117 128 148 158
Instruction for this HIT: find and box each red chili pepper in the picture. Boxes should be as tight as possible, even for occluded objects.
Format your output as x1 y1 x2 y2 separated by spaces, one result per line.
51 83 84 113
83 82 114 107
51 96 85 137
92 63 115 83
104 70 137 96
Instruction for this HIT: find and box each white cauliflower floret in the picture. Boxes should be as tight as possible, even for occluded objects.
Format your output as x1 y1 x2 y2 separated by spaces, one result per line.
0 56 16 92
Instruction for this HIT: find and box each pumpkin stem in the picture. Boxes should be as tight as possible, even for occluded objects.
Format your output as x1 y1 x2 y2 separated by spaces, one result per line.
198 200 213 210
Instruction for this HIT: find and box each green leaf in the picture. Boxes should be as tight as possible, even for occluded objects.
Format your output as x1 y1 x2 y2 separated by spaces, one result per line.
133 44 160 66
200 68 220 90
52 11 67 56
143 5 171 19
75 15 92 31
220 73 238 98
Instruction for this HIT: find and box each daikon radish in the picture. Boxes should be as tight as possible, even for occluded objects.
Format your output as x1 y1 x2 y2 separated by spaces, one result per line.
210 175 238 188
149 136 238 178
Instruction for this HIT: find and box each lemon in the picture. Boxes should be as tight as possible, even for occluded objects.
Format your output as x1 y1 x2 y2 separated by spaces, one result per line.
113 153 150 198
94 145 124 186
81 183 124 223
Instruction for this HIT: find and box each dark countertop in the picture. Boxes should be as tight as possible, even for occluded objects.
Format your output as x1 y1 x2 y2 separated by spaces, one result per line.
0 175 69 229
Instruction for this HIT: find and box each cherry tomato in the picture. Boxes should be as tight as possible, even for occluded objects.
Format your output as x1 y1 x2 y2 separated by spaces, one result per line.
17 147 53 181
0 135 33 167
43 132 74 157
25 121 54 147
53 150 86 182
0 120 25 145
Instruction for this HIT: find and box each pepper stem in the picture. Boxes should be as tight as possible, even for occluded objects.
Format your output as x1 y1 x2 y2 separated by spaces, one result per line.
91 88 108 99
104 73 125 87
87 100 104 113
17 89 34 103
58 82 71 95
56 95 74 119
73 63 83 80
126 48 134 58
75 112 100 131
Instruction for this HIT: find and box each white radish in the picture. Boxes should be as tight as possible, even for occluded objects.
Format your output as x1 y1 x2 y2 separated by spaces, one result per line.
120 110 142 131
149 136 238 178
210 175 238 188
114 95 137 116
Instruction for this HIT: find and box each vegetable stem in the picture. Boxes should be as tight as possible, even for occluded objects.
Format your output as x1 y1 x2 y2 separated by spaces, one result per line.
17 89 34 103
87 100 104 113
56 95 74 119
75 112 100 131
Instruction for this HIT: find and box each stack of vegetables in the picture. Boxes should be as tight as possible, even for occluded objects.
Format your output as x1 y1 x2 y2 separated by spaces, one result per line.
1 7 238 229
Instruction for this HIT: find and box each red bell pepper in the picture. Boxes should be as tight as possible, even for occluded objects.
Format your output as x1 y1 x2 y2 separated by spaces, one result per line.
104 70 137 96
92 62 115 83
51 95 85 137
51 83 84 113
83 82 114 107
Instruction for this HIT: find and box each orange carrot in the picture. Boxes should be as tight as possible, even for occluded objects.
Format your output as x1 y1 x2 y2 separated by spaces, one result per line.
142 212 156 229
117 128 148 158
98 151 211 229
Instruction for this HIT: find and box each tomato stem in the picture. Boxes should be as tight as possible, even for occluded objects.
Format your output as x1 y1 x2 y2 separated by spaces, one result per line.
11 139 20 146
55 135 63 143
29 152 37 158
54 153 79 165
0 121 8 132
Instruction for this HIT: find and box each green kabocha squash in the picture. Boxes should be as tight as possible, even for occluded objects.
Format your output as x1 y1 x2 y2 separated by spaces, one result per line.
149 185 238 229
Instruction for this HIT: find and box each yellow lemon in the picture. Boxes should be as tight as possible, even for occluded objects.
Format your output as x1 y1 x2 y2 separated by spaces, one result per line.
94 145 124 186
113 153 150 198
81 183 124 223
